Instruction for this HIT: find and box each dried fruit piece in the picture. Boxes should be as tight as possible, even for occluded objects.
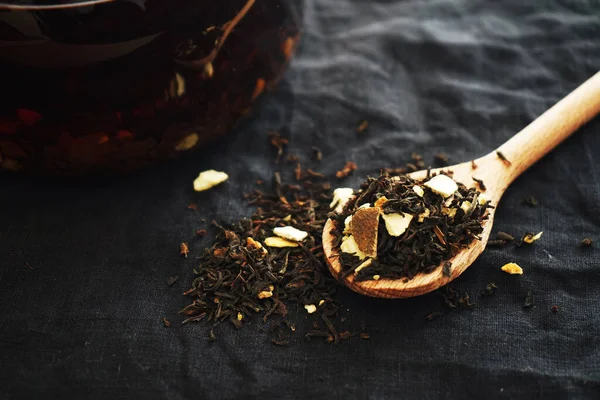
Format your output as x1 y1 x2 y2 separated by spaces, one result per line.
354 259 372 275
257 289 273 299
175 133 199 151
522 232 543 244
193 170 228 191
501 263 523 275
478 193 490 205
418 208 430 223
374 196 389 209
424 175 458 198
381 213 413 237
413 185 424 197
330 188 354 213
350 207 380 258
264 237 299 248
273 226 308 242
340 235 368 260
180 242 190 257
304 304 317 314
343 215 353 234
460 201 472 213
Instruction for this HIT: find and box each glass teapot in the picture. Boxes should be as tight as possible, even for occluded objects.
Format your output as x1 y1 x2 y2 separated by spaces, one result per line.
0 0 302 175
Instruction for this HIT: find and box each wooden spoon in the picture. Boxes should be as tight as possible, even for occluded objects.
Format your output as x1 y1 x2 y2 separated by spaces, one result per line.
323 71 600 299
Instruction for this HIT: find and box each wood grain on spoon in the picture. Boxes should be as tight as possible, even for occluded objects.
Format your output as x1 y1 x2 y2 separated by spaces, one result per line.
324 71 600 299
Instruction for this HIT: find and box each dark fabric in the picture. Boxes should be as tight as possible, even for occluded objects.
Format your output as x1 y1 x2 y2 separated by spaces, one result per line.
1 0 600 399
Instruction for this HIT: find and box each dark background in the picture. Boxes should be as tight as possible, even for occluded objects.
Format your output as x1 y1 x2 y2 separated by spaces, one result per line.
1 0 600 398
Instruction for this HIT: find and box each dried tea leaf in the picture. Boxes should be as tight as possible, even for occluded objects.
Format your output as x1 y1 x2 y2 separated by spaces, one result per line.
167 276 179 286
523 290 533 308
336 161 358 179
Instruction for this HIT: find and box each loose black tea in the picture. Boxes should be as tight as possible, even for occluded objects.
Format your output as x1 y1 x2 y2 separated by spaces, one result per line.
357 120 369 133
442 262 452 278
486 240 508 248
163 318 172 327
496 151 512 166
332 172 492 281
481 282 498 297
581 238 593 247
425 311 443 321
551 305 559 313
311 147 323 162
268 132 289 164
497 232 515 242
167 276 179 286
522 196 539 207
434 153 450 166
336 162 358 179
472 177 486 191
439 286 477 310
180 170 349 344
524 290 533 308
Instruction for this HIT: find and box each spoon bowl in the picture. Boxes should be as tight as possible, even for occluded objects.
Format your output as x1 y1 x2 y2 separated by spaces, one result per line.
323 71 600 298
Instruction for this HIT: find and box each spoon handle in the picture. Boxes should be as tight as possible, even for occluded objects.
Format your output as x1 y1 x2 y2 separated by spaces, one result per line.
495 71 600 185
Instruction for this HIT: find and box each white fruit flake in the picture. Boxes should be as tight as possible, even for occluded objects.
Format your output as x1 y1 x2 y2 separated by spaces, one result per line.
193 170 228 192
354 259 372 274
340 235 368 260
264 237 299 248
273 226 308 242
344 215 353 234
460 201 472 214
424 174 458 198
381 213 413 237
304 304 317 314
478 193 490 205
413 185 424 197
330 188 354 213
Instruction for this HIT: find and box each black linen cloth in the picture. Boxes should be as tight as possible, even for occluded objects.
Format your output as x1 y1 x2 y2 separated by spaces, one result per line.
1 0 600 398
